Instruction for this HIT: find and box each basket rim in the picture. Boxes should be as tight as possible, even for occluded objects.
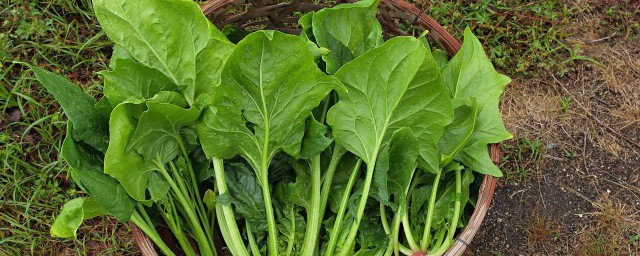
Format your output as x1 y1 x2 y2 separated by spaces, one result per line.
133 1 501 255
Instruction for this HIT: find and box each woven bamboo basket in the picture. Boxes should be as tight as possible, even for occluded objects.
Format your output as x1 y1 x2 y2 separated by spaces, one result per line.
131 0 502 255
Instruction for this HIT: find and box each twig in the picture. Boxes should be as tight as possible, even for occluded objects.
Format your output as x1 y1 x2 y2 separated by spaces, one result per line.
582 133 589 175
537 167 547 211
587 32 617 44
483 14 507 45
542 154 564 161
593 96 612 107
549 73 640 149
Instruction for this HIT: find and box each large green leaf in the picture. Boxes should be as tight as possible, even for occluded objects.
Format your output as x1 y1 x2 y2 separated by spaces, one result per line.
455 143 503 176
93 0 232 106
61 123 135 221
439 98 478 166
372 128 419 209
100 58 177 106
327 36 453 173
310 0 383 74
24 64 108 152
129 101 200 163
50 197 107 238
198 30 338 171
442 28 512 176
193 38 235 107
103 103 151 201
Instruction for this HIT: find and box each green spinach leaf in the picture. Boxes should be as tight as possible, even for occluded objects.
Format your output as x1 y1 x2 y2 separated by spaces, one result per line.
327 36 453 172
62 123 135 221
310 0 383 74
50 197 107 238
23 63 108 152
93 0 232 106
101 58 177 106
442 28 512 176
198 30 338 169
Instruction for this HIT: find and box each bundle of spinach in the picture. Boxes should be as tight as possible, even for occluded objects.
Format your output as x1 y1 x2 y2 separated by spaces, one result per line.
22 0 511 255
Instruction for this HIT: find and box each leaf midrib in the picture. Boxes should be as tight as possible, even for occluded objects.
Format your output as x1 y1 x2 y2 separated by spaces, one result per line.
368 51 417 165
258 38 271 172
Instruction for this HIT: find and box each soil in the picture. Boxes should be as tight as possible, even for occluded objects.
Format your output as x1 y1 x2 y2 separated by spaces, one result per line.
469 2 640 254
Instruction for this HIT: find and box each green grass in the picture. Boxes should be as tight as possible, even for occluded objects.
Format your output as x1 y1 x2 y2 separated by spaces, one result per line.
500 137 542 184
410 0 577 76
0 0 136 254
558 95 572 114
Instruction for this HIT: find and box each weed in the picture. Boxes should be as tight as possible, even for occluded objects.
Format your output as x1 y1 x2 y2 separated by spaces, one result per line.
576 196 640 255
558 95 572 114
562 149 578 159
0 0 134 254
408 0 575 76
500 136 542 184
525 214 558 247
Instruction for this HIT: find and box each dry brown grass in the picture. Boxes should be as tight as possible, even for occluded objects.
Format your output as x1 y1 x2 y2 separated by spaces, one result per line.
574 196 640 256
553 1 640 159
526 213 560 249
564 3 640 253
501 79 563 141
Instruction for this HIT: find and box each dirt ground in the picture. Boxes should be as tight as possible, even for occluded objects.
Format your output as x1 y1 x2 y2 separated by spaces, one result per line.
471 2 640 255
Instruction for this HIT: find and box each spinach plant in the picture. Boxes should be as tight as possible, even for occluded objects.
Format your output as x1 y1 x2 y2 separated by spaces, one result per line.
23 0 511 255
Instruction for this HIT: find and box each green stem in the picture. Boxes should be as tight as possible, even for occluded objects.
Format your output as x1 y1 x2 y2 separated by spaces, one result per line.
319 146 344 217
420 171 442 251
448 169 463 242
136 204 153 227
210 188 217 245
156 160 213 256
215 205 239 254
399 245 413 256
402 210 419 251
338 159 377 256
325 159 362 256
260 158 279 256
212 158 250 256
168 162 193 208
319 92 332 124
177 139 215 249
384 207 402 256
246 221 262 256
431 228 447 252
380 203 390 235
157 202 198 256
301 155 322 256
427 169 462 256
131 211 176 256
